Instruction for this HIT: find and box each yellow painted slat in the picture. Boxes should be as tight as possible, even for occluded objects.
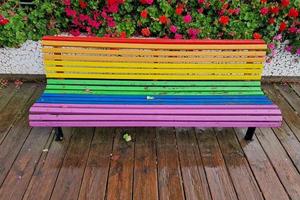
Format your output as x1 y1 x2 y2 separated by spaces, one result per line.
42 41 267 50
45 61 263 69
42 48 266 57
44 55 265 63
46 73 261 80
46 66 262 74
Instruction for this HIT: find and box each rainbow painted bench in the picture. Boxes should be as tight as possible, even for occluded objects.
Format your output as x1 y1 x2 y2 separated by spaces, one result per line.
29 36 282 141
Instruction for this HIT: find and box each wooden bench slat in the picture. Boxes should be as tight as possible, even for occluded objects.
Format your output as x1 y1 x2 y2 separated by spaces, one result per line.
43 48 266 57
42 41 267 50
44 90 264 96
44 55 265 63
45 61 263 69
47 79 261 87
42 36 266 44
45 67 262 74
29 121 281 128
46 73 261 80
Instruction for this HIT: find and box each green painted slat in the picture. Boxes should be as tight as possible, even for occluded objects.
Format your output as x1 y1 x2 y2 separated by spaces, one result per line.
46 85 262 92
44 89 264 96
47 79 261 87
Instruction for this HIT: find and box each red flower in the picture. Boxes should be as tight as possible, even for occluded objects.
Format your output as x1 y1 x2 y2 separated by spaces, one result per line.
279 22 287 32
198 0 205 3
0 17 9 26
159 15 168 24
268 18 275 24
260 0 267 3
63 0 71 6
260 7 268 15
79 0 87 9
65 8 77 17
288 8 299 18
270 6 280 15
141 27 150 37
219 16 230 25
141 10 148 18
281 0 290 7
176 5 184 15
253 32 262 39
120 31 127 38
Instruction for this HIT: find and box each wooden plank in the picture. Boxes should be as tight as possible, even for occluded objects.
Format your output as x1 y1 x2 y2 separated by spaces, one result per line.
156 128 185 200
176 128 212 200
0 127 52 200
22 128 73 200
45 61 263 69
47 79 262 87
275 83 300 114
46 85 261 92
257 128 300 199
50 128 94 200
262 84 300 141
106 128 135 200
0 84 17 112
46 73 262 81
46 66 262 75
42 40 267 50
44 89 264 95
0 85 44 186
43 47 266 57
42 36 266 44
0 83 37 144
133 128 159 200
290 83 300 96
195 128 238 200
78 128 115 200
215 128 263 200
44 55 264 63
272 120 300 172
234 128 290 200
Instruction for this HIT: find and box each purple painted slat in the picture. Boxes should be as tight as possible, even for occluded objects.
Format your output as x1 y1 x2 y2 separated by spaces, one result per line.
32 103 279 109
29 107 281 115
29 114 282 122
29 121 281 128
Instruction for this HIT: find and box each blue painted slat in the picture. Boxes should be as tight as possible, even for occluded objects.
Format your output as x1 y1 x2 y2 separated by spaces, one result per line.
37 94 272 105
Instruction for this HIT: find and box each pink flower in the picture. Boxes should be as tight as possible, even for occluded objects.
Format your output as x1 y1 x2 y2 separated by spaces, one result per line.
64 0 71 6
170 25 177 33
289 27 297 33
198 0 205 3
273 34 282 41
198 8 204 14
140 0 153 5
268 43 276 50
65 7 76 17
188 28 200 39
79 14 89 21
183 14 192 23
285 45 292 52
260 7 268 15
107 18 116 27
296 49 300 56
101 11 108 19
174 33 183 39
70 29 80 36
234 8 240 15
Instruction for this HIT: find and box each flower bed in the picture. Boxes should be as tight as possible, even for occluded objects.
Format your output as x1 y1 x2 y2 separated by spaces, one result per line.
0 0 299 53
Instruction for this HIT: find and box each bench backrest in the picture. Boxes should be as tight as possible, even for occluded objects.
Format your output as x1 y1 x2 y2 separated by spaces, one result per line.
42 37 266 81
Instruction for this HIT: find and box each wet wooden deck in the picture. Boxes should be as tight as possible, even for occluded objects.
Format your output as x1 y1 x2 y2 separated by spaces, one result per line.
0 81 300 200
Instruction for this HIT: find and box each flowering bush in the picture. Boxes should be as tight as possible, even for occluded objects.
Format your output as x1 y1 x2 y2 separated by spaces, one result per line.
0 0 299 55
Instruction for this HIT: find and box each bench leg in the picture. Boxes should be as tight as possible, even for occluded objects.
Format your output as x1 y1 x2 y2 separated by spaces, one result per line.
54 127 64 141
244 127 256 141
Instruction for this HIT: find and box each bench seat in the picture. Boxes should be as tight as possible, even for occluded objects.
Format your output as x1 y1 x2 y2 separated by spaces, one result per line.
29 36 282 140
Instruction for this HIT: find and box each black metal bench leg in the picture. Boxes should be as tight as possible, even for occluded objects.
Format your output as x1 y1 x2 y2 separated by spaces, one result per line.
244 127 256 141
54 127 64 141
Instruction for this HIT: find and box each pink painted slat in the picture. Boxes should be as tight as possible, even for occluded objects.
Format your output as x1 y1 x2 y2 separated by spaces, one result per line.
29 121 281 128
32 103 279 109
29 114 282 122
29 107 281 115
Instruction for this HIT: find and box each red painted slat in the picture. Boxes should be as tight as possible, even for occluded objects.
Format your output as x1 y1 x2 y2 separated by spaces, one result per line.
42 36 265 45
